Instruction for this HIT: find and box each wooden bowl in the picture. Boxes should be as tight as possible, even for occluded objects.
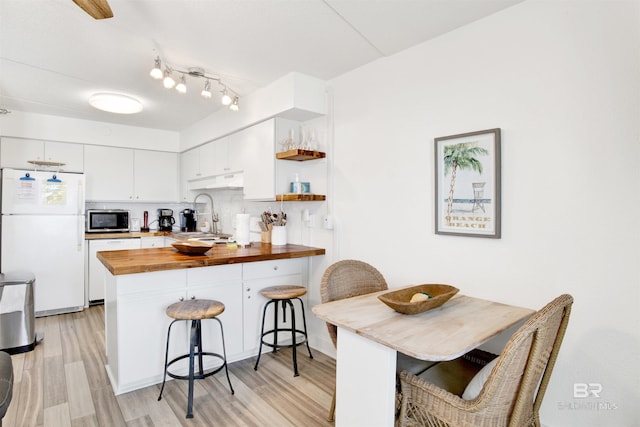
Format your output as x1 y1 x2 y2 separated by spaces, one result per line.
171 240 213 255
378 284 459 315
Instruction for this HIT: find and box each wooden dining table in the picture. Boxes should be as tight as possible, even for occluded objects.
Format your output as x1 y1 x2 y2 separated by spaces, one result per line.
312 287 535 427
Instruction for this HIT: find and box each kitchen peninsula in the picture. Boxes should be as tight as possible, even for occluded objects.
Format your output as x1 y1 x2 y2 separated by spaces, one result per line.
97 243 325 395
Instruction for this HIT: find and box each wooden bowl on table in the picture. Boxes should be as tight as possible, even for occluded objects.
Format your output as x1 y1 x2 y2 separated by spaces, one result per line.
171 240 213 255
378 284 459 314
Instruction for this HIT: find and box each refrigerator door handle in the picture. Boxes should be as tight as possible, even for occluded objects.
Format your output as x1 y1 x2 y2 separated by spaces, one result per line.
77 215 84 250
77 180 84 215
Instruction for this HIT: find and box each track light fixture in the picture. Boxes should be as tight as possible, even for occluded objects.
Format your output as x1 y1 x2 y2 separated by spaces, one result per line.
149 57 163 79
176 74 187 94
230 97 239 112
221 88 232 106
162 68 175 89
149 56 239 111
201 80 212 99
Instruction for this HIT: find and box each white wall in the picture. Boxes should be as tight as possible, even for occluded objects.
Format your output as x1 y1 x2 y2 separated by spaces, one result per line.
327 1 639 426
1 111 179 151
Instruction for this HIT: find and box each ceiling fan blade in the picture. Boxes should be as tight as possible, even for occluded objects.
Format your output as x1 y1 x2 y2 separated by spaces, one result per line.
72 0 114 19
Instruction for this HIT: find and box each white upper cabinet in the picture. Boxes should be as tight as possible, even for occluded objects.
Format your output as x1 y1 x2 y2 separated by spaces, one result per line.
199 142 217 177
1 137 84 172
85 145 134 201
85 145 178 202
180 117 325 201
181 141 215 182
180 148 199 201
238 120 275 200
134 150 179 202
181 147 198 182
214 136 243 176
226 132 245 176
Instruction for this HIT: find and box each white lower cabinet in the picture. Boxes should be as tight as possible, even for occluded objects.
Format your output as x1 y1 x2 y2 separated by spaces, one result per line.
87 238 141 303
164 237 178 247
187 265 244 362
105 259 310 395
117 287 187 392
105 269 187 394
139 236 172 248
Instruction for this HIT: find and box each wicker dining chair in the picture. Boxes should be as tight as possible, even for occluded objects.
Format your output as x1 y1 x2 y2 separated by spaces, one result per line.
320 259 435 422
398 293 573 427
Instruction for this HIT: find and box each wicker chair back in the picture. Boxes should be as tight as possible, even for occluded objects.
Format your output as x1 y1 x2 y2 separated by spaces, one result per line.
399 294 573 427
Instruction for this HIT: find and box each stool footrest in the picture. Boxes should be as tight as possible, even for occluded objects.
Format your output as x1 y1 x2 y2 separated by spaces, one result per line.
166 352 227 381
260 328 309 350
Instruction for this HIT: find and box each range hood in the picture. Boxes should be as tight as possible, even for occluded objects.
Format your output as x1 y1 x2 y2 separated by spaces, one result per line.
188 173 244 191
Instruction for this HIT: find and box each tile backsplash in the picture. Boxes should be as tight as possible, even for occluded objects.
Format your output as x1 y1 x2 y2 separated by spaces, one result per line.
86 187 329 245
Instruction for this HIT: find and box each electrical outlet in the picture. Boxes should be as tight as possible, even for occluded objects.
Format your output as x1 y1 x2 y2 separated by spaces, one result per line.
323 214 334 229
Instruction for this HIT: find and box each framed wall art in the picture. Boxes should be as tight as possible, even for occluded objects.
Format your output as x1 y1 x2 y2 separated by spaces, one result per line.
434 128 501 238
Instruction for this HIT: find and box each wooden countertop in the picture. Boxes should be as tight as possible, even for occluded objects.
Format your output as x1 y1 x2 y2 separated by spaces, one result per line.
85 231 170 240
97 243 326 275
313 288 534 361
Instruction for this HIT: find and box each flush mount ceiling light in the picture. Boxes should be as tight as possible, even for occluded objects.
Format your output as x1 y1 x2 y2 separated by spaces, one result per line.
89 92 143 114
149 56 240 111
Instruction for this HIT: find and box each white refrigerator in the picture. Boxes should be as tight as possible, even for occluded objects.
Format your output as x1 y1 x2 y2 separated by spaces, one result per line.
1 168 85 316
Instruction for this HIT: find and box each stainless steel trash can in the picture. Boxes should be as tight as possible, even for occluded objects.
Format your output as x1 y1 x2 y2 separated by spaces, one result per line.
0 271 37 354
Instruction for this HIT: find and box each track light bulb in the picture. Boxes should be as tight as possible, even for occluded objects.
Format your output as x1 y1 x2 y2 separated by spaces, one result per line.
201 80 212 99
163 69 175 89
150 57 163 79
230 97 239 111
176 75 187 94
221 89 232 106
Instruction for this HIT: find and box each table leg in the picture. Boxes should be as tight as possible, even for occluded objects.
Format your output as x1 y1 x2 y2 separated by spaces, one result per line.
336 328 397 426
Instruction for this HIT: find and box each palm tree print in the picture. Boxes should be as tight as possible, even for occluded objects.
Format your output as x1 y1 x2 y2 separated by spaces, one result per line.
443 142 489 217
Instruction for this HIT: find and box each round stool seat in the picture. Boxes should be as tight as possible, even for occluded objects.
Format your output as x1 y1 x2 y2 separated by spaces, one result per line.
166 299 225 320
260 285 307 300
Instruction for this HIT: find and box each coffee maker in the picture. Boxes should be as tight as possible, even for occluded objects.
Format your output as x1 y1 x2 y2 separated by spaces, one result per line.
181 208 197 232
157 208 175 231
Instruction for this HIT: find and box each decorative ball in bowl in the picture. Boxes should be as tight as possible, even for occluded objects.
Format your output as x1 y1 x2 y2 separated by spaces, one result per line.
378 284 459 315
171 240 213 255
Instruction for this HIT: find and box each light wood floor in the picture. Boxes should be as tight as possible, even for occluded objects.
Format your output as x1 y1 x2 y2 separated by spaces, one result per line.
3 305 337 427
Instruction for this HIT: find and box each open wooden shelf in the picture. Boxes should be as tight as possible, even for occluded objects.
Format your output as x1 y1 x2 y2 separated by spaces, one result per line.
276 149 326 161
276 194 326 201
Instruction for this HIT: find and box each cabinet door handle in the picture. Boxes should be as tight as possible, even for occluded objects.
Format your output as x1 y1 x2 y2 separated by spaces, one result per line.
273 266 278 271
179 296 184 301
246 287 251 292
191 295 196 300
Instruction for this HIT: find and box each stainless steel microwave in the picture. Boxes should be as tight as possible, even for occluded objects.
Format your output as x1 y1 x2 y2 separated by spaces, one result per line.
86 210 130 233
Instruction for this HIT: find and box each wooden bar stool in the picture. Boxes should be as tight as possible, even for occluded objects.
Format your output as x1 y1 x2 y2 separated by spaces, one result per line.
158 299 234 418
254 285 313 377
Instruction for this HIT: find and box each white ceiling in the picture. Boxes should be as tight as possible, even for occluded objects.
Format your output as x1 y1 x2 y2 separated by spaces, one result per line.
0 0 523 132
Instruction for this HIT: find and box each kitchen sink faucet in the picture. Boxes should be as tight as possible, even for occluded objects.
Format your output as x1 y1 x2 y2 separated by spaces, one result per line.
193 193 219 234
